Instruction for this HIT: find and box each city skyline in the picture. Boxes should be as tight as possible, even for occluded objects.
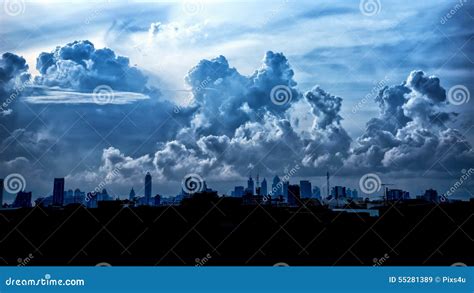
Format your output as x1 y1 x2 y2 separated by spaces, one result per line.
2 169 470 209
1 1 474 204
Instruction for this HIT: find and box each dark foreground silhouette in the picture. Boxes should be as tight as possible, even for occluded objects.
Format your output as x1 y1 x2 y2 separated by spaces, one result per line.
0 195 472 266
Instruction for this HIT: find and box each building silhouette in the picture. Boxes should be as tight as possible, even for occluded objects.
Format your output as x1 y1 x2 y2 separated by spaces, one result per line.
312 186 321 199
300 180 312 198
283 181 289 200
145 172 152 204
261 178 268 196
287 184 300 206
232 186 245 197
331 186 346 199
52 178 65 206
423 189 438 203
129 188 136 201
386 189 410 201
13 191 32 208
272 176 282 196
154 194 161 206
246 175 254 195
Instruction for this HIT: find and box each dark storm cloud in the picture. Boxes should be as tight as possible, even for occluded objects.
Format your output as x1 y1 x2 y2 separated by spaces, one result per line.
34 40 152 94
346 70 474 174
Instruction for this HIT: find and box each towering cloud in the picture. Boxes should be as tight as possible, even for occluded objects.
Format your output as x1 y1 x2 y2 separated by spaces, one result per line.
0 52 30 116
34 40 152 94
347 70 473 174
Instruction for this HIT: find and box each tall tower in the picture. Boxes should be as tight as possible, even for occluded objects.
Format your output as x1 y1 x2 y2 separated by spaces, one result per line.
53 178 65 206
261 178 268 196
129 187 136 201
255 174 261 196
326 171 330 198
145 172 152 204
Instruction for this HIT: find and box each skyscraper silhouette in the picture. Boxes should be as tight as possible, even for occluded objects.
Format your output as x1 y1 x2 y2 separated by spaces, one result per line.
13 191 32 208
300 180 312 198
145 172 152 204
261 178 268 196
247 175 254 195
272 176 282 196
129 187 136 201
288 185 300 206
53 178 65 206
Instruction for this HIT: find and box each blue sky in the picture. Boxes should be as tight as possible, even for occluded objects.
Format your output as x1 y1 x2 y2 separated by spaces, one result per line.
0 0 473 200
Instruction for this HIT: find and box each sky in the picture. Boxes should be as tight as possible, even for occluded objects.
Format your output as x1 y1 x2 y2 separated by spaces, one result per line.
0 0 473 201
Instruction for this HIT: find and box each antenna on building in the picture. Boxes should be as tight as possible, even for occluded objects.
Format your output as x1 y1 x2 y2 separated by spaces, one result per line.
326 171 330 198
